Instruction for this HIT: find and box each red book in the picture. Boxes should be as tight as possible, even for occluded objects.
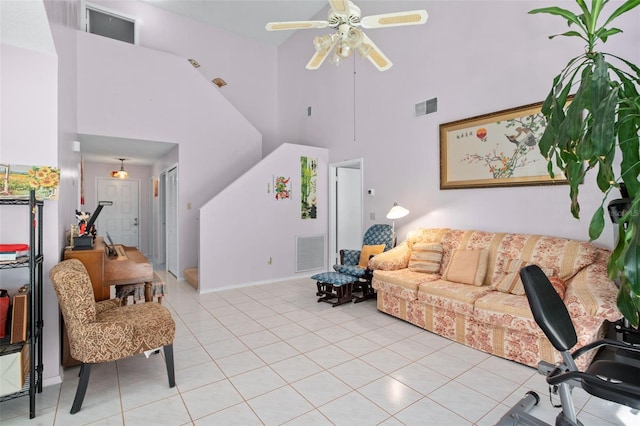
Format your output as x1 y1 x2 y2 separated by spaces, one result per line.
0 244 29 252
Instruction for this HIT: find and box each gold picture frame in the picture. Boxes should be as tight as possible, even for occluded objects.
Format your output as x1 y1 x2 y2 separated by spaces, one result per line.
439 101 567 189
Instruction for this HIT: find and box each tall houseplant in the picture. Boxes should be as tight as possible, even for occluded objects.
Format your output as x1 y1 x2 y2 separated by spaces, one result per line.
530 0 640 326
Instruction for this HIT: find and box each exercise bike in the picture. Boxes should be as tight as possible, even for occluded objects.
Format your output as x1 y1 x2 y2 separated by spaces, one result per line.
496 265 640 426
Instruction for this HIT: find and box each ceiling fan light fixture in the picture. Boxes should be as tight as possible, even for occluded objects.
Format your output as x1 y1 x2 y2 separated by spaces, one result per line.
313 34 334 53
265 0 428 71
337 42 351 58
111 158 129 179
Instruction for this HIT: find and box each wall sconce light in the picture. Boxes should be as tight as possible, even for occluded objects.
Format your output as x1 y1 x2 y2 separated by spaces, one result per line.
386 202 410 246
111 158 129 179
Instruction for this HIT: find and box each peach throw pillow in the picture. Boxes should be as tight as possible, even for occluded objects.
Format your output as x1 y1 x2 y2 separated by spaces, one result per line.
442 249 489 286
358 244 386 268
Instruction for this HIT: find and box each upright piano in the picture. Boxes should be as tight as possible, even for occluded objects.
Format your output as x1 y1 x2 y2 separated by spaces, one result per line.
64 237 153 301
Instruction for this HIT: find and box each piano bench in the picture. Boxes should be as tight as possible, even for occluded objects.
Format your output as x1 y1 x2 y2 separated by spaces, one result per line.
116 273 166 306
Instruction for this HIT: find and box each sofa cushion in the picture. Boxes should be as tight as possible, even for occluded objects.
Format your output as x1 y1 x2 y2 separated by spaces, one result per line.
417 279 493 316
472 291 546 336
442 249 489 286
358 244 386 268
372 269 439 301
408 243 443 273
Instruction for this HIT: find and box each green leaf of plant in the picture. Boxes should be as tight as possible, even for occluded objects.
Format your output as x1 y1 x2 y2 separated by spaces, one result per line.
588 205 605 240
529 6 579 21
549 30 588 42
597 27 623 42
617 281 640 328
601 0 640 29
591 88 618 155
624 204 640 296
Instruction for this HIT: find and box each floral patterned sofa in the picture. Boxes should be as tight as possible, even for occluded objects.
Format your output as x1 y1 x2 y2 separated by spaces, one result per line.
369 228 622 368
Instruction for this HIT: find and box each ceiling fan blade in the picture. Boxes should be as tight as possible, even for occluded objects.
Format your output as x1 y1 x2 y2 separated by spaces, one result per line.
361 10 428 29
360 33 392 71
306 36 339 70
265 21 329 31
328 0 351 16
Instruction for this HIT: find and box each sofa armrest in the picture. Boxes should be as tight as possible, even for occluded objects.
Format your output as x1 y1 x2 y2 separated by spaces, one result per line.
564 261 622 322
368 242 411 271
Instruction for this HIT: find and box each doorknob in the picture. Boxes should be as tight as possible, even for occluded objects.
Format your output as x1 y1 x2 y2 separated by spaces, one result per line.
133 218 138 226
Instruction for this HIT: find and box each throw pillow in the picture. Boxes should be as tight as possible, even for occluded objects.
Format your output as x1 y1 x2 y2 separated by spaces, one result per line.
358 244 386 268
492 258 566 298
442 249 489 286
408 243 443 273
492 258 528 295
548 276 567 300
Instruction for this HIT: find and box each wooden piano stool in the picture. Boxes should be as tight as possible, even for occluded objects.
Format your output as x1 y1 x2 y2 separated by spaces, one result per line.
115 272 166 305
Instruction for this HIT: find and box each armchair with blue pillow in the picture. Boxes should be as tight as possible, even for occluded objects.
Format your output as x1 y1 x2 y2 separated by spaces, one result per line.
333 224 393 302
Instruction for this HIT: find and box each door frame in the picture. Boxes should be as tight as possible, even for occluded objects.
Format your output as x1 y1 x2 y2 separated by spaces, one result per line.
165 164 179 277
329 158 364 266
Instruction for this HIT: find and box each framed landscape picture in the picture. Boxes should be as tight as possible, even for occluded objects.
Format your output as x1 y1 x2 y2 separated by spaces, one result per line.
439 102 567 189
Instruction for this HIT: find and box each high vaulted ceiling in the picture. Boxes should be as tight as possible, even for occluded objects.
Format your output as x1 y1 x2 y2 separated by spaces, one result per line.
140 0 330 46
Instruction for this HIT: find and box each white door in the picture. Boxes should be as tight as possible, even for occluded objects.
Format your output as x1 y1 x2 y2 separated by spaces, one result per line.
166 166 178 276
96 178 140 247
329 159 363 265
337 168 362 250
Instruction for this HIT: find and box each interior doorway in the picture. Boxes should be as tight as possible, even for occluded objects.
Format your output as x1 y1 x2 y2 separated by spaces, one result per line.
96 177 140 248
329 158 363 266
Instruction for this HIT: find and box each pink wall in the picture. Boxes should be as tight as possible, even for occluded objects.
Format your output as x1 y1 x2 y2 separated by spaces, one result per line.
76 30 263 277
277 0 640 250
90 0 279 156
200 143 329 291
0 41 61 386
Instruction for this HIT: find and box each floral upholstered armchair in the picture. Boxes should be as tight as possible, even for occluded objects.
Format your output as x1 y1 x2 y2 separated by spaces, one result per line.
49 259 176 414
333 224 393 301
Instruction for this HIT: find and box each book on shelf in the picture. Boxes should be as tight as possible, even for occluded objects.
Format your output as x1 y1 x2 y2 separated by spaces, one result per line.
0 244 29 261
10 290 28 344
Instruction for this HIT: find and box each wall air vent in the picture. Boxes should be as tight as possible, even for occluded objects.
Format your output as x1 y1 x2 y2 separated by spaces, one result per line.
84 3 137 44
415 97 438 117
296 234 325 272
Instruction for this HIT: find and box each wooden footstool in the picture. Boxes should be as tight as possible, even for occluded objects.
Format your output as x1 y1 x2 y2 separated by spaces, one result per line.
311 272 356 307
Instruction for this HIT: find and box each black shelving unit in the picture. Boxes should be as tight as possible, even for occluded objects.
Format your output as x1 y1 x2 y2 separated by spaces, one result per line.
0 190 44 418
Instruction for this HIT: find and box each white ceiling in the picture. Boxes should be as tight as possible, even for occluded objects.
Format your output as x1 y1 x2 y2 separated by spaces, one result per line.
78 135 177 166
139 0 330 46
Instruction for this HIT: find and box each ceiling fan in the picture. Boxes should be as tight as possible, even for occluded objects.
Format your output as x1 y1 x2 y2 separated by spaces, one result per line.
265 0 428 71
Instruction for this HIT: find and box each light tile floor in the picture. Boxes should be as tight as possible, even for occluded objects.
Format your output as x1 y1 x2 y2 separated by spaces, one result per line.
1 271 638 425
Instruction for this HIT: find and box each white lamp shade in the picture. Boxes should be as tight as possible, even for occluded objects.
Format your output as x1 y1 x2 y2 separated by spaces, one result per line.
386 204 409 219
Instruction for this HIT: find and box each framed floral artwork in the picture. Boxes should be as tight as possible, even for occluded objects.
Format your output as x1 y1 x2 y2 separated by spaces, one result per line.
0 164 60 200
439 101 568 189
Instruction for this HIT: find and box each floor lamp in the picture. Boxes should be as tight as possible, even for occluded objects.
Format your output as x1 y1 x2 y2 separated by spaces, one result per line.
386 202 409 246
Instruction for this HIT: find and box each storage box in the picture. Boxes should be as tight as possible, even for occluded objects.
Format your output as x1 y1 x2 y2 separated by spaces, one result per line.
0 343 29 397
